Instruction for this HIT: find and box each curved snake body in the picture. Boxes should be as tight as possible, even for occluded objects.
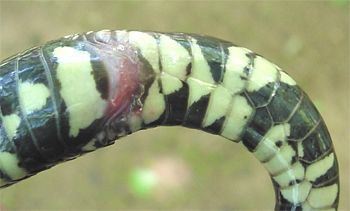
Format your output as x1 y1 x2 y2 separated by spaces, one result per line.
0 30 339 210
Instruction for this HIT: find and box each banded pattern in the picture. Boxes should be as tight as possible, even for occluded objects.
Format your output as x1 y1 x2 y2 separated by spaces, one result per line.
0 30 339 210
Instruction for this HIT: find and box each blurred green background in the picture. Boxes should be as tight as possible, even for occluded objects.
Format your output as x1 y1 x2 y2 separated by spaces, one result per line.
0 1 349 210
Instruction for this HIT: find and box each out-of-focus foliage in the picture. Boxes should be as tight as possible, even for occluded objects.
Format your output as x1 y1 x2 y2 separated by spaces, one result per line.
0 1 349 210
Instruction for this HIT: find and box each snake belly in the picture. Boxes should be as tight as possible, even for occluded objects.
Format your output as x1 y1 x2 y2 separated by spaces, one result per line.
0 30 339 210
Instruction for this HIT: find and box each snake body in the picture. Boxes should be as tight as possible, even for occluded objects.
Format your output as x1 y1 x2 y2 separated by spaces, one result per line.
0 30 339 210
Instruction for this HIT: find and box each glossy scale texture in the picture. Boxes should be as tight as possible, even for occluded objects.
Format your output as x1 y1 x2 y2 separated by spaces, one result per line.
0 30 339 210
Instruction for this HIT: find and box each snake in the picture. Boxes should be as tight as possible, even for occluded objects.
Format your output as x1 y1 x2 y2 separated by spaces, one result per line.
0 30 340 210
